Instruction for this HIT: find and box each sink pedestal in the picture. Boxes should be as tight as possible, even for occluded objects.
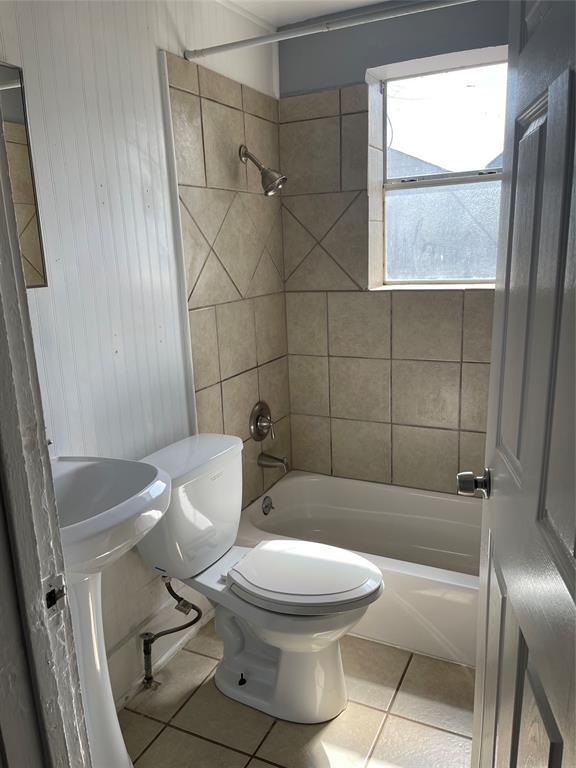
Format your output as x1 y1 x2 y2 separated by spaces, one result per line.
68 572 133 768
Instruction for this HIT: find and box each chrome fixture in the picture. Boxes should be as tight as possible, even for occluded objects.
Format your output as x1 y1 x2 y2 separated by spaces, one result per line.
262 496 275 515
239 145 287 196
457 468 491 499
185 0 476 60
250 401 275 441
258 454 289 474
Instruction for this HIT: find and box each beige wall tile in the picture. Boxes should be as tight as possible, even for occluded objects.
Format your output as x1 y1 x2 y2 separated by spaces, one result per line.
195 384 223 434
340 84 368 114
289 355 329 416
170 88 205 186
222 369 258 440
198 66 242 109
460 431 486 475
188 253 242 309
332 419 391 483
254 293 287 364
393 425 458 493
283 191 357 241
392 291 463 361
6 140 34 204
213 195 262 295
279 90 339 122
282 208 315 278
244 113 280 194
242 437 263 508
189 307 220 389
202 99 246 190
328 292 390 358
166 52 198 94
368 715 472 768
342 112 368 191
286 292 328 356
322 192 368 288
330 357 390 421
392 360 460 429
266 210 284 277
180 200 210 293
216 299 257 379
463 289 494 362
461 363 490 432
291 414 331 474
3 122 27 144
279 117 340 194
246 251 283 297
391 654 475 736
262 415 291 489
179 186 234 246
242 84 278 122
257 700 384 768
258 356 289 420
285 245 358 291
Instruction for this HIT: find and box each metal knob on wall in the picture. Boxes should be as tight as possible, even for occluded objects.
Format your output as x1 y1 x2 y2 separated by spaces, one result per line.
249 401 275 441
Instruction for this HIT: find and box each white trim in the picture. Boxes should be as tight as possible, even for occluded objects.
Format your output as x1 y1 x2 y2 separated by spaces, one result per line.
367 44 508 83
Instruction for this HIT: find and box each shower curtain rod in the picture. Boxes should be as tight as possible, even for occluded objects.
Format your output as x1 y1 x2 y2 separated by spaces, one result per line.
185 0 477 60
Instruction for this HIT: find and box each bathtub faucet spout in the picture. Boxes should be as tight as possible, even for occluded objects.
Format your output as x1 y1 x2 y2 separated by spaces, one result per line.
258 453 289 474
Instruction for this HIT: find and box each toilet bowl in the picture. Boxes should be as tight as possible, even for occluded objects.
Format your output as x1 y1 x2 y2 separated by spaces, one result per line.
137 434 383 723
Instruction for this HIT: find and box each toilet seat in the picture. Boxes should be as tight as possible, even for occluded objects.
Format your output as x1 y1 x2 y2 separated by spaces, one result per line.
227 539 383 616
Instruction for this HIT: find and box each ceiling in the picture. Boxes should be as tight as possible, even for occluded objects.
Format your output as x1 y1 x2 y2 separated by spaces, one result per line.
226 0 388 29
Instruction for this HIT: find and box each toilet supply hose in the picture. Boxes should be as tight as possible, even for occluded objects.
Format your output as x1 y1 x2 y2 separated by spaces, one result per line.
140 578 203 689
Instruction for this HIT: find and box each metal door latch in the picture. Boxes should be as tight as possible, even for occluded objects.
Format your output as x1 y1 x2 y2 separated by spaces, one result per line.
457 468 492 499
45 575 66 611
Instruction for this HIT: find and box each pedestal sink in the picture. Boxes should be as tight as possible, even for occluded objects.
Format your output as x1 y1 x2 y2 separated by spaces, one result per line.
52 456 171 768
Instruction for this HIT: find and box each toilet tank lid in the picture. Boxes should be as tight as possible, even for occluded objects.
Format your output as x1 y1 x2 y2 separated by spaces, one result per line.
142 434 242 484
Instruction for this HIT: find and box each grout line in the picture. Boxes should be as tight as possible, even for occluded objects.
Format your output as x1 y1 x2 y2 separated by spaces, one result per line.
181 646 221 662
251 718 278 758
279 109 368 126
383 711 474 741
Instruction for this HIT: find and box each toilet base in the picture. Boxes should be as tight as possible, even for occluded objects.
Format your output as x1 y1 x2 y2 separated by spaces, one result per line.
213 607 348 723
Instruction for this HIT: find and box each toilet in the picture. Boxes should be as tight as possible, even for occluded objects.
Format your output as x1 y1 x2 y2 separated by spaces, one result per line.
137 434 383 723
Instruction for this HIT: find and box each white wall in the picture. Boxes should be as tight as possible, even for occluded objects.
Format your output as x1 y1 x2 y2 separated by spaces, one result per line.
0 0 277 701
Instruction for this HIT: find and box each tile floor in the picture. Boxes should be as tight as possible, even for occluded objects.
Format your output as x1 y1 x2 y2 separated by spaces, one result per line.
121 621 474 768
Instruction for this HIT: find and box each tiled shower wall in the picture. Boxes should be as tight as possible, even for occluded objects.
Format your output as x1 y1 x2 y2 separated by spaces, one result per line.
168 61 494 499
166 54 290 507
279 86 494 494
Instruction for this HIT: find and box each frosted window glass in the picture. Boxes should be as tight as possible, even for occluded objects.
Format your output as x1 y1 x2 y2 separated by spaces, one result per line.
387 63 507 179
385 181 501 281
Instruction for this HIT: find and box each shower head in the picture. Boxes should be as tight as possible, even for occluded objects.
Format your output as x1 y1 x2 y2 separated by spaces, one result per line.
239 144 287 196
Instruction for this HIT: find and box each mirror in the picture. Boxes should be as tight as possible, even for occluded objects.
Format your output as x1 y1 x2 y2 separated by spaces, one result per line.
0 62 47 287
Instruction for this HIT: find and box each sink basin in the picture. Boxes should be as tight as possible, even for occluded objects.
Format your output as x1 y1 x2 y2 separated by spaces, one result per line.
53 456 170 573
52 455 171 768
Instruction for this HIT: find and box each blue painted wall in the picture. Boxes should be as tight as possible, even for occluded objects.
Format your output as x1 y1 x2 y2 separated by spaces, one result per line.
279 0 509 95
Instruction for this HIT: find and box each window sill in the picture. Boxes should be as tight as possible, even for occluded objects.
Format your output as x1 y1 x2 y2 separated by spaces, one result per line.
370 283 495 292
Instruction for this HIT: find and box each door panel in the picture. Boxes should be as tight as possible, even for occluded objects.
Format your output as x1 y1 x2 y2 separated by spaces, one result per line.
472 2 575 766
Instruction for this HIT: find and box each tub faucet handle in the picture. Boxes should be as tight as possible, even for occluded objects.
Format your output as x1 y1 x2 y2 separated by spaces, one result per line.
249 401 275 441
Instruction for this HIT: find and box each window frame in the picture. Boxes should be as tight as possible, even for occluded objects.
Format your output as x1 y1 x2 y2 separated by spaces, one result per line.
377 48 508 287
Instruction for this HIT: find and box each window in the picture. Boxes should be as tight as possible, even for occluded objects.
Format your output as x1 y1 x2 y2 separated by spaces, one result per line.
384 62 507 283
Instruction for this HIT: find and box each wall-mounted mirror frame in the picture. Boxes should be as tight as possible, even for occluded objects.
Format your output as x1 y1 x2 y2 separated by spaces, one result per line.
0 61 47 288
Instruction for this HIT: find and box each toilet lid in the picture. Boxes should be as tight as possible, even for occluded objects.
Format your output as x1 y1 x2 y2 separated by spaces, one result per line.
227 539 383 615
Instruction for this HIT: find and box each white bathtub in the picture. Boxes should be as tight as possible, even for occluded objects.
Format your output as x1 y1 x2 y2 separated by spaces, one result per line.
238 472 481 666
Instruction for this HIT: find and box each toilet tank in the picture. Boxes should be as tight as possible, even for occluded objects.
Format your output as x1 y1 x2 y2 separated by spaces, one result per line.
136 434 243 579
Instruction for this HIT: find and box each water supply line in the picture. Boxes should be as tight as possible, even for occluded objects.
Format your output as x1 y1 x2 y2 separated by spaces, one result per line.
185 0 477 60
140 578 203 689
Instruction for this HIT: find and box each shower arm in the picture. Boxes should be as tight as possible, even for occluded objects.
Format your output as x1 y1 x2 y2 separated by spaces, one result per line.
239 145 264 171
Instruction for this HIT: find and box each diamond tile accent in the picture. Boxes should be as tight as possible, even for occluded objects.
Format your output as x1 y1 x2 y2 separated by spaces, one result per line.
282 192 357 241
286 245 358 291
188 252 241 309
282 208 316 278
179 187 234 246
246 250 283 297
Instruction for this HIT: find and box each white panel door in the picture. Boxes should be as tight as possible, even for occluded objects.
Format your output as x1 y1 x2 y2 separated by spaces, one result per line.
471 2 575 766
